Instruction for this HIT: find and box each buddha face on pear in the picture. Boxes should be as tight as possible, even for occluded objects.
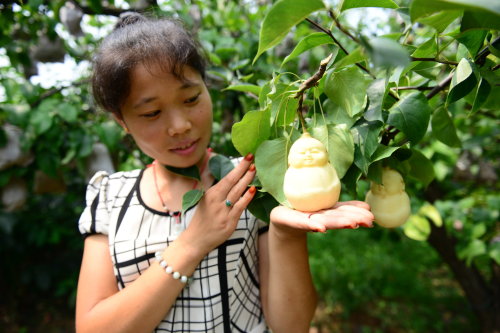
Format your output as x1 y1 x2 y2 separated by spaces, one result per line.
288 136 328 168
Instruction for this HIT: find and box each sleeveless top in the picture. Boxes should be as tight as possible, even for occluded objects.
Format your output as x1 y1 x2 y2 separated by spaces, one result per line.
78 164 269 332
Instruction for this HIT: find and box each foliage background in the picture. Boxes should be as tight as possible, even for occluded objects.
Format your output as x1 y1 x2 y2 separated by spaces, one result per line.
0 0 498 332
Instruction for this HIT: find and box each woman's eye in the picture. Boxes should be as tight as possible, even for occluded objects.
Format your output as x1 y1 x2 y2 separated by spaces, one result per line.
184 93 201 104
141 110 160 118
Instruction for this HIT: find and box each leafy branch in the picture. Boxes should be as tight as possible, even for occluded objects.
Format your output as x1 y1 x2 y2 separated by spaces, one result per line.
30 79 91 108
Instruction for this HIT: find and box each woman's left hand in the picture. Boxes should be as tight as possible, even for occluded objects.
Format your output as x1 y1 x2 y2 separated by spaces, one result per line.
270 201 375 234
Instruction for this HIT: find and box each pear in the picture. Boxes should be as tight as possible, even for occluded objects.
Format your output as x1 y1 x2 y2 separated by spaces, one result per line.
283 133 341 212
365 167 411 228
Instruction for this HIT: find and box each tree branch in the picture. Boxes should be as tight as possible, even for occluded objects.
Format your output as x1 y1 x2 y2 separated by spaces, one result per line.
69 0 158 16
393 85 435 91
305 18 375 79
411 57 458 66
294 53 333 133
328 9 360 44
30 79 91 108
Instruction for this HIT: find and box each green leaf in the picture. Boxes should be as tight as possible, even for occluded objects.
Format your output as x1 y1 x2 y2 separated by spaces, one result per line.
166 165 201 181
416 10 462 32
411 37 438 58
364 79 386 122
31 99 55 135
342 163 363 194
231 108 271 156
454 30 487 57
267 83 299 127
371 144 399 163
87 0 103 12
325 66 369 116
489 241 500 265
95 121 123 152
431 106 461 148
259 81 273 109
410 0 500 23
470 78 491 114
471 223 486 239
364 37 410 68
247 191 279 223
55 102 78 123
323 99 357 128
387 92 431 144
418 204 443 227
182 189 204 215
352 120 383 175
209 155 235 181
254 0 326 63
447 58 477 105
341 0 398 11
282 33 336 66
407 149 435 187
461 10 500 31
310 124 355 179
255 137 290 205
403 215 431 241
223 84 261 96
458 239 487 266
333 47 367 69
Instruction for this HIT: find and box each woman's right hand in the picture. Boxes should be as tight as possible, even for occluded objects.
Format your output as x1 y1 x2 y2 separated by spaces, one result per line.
178 154 257 257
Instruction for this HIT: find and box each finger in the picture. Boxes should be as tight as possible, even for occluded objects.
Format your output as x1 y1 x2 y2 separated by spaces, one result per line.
333 200 371 210
230 185 258 218
217 153 254 194
226 164 256 205
313 206 374 229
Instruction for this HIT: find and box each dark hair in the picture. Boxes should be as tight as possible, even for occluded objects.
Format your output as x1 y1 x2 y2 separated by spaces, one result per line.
91 12 207 115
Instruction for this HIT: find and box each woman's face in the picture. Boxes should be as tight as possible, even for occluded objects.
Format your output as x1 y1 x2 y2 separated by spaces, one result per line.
118 64 213 168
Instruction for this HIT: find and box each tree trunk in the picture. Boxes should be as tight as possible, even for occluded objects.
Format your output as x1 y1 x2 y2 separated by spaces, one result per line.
427 222 500 333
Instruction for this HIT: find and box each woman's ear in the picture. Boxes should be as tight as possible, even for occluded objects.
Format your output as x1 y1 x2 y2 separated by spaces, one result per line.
113 113 130 133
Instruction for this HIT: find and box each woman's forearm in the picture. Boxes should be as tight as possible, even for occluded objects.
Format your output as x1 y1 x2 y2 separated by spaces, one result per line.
264 223 318 332
76 236 204 333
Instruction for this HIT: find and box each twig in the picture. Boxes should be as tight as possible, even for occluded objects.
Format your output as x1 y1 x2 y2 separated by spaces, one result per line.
328 9 360 44
305 18 375 79
411 57 458 66
426 73 453 100
294 53 333 133
70 0 159 16
394 85 435 91
30 79 91 108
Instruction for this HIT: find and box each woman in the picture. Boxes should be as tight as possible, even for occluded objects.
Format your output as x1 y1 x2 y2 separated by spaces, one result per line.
75 12 374 333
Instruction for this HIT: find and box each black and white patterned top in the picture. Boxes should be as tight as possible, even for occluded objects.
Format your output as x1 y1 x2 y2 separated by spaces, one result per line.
78 163 269 333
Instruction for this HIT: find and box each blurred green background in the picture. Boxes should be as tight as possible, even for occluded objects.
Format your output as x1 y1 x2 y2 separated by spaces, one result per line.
1 0 498 332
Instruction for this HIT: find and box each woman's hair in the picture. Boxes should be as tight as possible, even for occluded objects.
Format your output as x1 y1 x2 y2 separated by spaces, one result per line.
91 12 207 115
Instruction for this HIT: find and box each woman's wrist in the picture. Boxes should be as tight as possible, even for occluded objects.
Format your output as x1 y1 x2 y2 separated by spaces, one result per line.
269 221 308 241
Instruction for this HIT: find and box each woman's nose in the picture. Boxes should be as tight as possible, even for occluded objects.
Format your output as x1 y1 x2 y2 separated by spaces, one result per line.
167 110 192 136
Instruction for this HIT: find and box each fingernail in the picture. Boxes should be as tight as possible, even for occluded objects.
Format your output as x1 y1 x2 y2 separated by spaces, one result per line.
249 164 256 171
249 185 256 194
244 153 254 161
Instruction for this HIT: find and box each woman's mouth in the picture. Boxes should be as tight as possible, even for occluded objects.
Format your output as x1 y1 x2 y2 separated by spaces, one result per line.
170 140 199 156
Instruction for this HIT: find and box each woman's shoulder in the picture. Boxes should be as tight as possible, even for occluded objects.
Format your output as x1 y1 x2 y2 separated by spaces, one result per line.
86 168 143 194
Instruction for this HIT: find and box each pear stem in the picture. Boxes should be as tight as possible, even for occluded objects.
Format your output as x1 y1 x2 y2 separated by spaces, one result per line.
294 53 333 134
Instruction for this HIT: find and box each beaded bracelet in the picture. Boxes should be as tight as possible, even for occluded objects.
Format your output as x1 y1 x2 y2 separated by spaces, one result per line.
155 251 192 284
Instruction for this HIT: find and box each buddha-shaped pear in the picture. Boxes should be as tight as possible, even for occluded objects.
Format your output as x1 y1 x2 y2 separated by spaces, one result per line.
365 167 411 228
283 133 341 212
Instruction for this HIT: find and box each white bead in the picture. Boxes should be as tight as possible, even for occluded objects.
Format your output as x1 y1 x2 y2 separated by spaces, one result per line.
166 266 173 274
160 260 167 268
180 275 188 283
173 271 181 280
